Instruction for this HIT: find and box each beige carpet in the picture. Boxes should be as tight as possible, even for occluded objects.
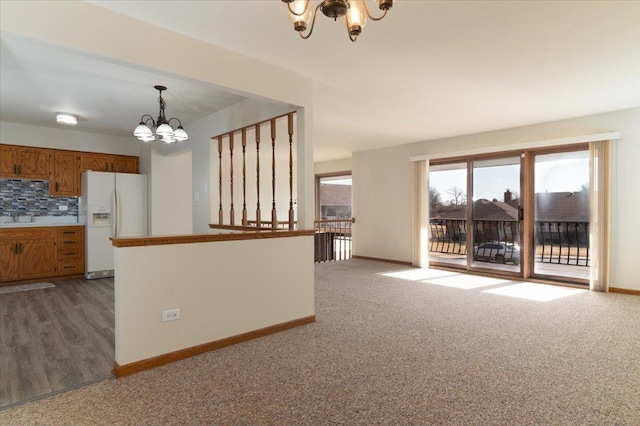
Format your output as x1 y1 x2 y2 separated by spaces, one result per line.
1 259 639 425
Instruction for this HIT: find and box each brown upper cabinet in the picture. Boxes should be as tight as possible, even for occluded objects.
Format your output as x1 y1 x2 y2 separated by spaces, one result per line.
80 152 138 174
50 150 80 196
0 145 49 179
1 144 139 197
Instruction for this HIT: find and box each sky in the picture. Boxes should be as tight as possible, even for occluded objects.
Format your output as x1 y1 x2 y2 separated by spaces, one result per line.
429 153 589 204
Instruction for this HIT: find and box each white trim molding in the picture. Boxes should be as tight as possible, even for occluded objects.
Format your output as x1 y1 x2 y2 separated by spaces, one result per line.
409 132 620 162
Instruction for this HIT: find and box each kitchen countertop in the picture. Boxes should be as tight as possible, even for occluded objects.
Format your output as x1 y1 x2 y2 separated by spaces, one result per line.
0 217 83 228
0 222 84 228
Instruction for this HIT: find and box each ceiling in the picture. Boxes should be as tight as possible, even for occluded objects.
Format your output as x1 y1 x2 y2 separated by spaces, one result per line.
2 1 639 162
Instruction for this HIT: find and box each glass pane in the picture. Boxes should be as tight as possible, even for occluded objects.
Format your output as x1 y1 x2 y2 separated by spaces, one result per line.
318 175 352 219
534 151 589 282
471 157 521 273
428 162 467 268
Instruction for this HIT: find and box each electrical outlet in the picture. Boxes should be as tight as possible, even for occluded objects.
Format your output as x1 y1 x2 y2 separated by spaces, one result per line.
161 309 180 322
59 205 68 211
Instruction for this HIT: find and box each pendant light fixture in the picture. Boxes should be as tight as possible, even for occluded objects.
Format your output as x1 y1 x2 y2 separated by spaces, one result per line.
282 0 393 42
133 85 189 143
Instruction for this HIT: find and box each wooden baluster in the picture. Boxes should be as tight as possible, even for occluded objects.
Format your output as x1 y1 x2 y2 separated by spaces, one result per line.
255 124 261 227
271 118 277 229
229 133 235 225
287 113 294 230
242 128 248 226
218 136 223 225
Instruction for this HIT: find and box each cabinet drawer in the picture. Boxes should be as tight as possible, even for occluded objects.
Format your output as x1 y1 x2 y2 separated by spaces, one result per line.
57 228 83 239
57 260 83 275
57 237 82 247
57 246 81 260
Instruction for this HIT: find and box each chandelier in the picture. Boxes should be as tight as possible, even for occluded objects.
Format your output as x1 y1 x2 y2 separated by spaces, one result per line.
282 0 393 42
133 85 189 143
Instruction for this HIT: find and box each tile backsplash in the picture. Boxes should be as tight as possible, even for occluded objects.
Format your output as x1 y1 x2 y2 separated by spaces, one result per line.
0 179 78 217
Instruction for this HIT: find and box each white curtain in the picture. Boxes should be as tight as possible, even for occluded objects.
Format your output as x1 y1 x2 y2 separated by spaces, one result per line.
589 140 611 292
412 161 428 267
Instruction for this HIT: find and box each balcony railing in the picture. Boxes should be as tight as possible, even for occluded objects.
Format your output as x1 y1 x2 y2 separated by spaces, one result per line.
429 219 589 266
314 219 354 263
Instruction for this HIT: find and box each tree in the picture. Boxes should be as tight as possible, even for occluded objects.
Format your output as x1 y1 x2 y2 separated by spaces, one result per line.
447 186 466 206
429 187 442 212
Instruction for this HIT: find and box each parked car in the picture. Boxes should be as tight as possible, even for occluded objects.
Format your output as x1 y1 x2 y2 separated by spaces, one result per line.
473 242 520 265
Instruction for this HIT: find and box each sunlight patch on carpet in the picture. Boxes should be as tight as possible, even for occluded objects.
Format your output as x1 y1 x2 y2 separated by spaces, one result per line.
381 268 458 281
422 274 512 290
483 282 587 302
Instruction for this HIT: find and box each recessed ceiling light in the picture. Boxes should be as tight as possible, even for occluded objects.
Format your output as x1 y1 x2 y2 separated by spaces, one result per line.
56 113 77 125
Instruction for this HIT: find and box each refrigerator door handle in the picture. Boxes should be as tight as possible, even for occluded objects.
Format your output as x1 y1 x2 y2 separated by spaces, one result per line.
112 190 116 238
115 189 122 238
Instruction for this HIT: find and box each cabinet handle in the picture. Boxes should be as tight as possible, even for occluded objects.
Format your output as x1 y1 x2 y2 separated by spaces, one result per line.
63 265 75 270
13 164 17 174
62 231 75 235
19 243 23 254
18 164 22 175
14 243 18 254
55 182 59 192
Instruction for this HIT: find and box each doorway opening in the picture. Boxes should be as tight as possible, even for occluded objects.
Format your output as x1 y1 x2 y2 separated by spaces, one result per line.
314 172 353 262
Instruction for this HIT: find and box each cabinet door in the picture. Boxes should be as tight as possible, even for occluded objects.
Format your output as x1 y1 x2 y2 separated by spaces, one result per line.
0 145 18 177
0 241 20 282
80 153 111 173
112 155 139 174
17 147 50 179
19 239 56 279
51 151 80 196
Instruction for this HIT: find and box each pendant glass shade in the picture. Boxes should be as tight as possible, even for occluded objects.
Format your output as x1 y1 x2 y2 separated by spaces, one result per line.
156 123 174 136
347 0 367 29
139 135 156 143
134 123 153 137
173 127 189 141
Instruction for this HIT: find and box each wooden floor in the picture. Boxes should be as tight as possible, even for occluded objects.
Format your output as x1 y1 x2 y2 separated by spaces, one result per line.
0 278 114 409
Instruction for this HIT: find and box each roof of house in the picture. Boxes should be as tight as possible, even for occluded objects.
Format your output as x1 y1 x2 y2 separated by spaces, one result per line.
319 184 352 207
432 191 589 222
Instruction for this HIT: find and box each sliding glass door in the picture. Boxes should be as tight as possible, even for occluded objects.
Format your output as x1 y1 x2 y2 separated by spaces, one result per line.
533 150 590 282
427 145 590 285
471 156 522 275
428 162 467 268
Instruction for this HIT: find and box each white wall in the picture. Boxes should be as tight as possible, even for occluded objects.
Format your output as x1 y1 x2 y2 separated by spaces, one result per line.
114 235 314 365
148 149 193 236
315 158 352 176
353 108 640 291
0 121 139 156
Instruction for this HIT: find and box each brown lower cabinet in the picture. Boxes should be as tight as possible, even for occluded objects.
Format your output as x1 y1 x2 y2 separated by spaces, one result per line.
0 226 84 285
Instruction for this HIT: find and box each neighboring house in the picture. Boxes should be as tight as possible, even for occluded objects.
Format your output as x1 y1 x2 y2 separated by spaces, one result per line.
432 190 588 222
319 184 352 219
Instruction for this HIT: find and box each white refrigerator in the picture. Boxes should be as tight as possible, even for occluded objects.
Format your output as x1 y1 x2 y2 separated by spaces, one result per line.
80 171 147 279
